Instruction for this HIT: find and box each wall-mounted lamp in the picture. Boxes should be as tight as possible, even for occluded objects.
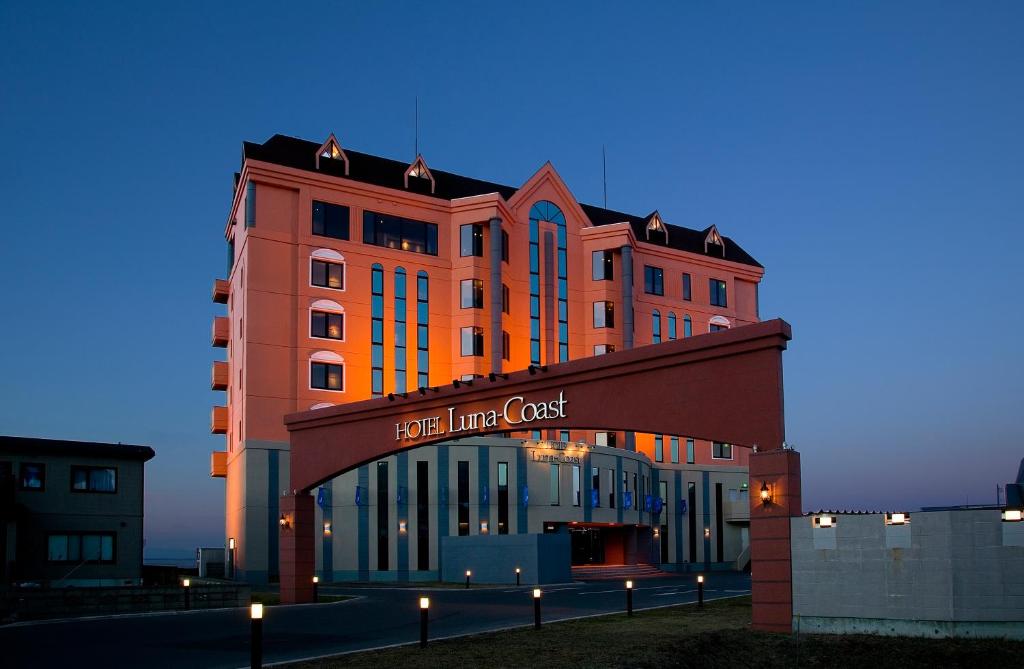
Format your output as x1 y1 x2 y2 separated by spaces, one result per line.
279 514 291 529
703 527 711 539
399 520 407 533
182 578 191 588
480 520 489 534
324 522 332 535
653 527 660 538
885 512 910 526
228 537 236 550
1002 509 1023 522
814 515 836 528
760 481 773 507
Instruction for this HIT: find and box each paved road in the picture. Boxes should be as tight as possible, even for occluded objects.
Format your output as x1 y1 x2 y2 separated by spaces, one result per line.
2 572 750 668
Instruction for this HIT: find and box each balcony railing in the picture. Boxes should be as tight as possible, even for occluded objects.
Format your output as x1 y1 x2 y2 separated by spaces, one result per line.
211 317 229 347
210 406 228 434
212 279 229 304
211 361 229 391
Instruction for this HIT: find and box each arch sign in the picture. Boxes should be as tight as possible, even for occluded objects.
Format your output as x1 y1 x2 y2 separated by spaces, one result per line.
280 319 801 634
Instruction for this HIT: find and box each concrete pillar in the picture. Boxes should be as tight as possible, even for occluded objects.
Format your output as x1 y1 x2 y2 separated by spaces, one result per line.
621 245 636 451
749 448 801 633
489 217 503 374
279 493 315 604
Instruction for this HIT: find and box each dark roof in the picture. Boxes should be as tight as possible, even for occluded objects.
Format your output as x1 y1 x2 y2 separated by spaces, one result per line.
242 134 762 268
0 436 155 462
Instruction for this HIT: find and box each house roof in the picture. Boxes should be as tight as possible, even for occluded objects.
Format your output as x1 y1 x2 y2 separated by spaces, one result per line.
242 134 762 268
0 436 155 462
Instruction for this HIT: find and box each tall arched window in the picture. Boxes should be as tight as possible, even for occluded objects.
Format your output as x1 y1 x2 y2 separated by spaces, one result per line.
683 315 692 338
371 263 384 398
529 200 568 364
394 267 407 394
668 312 677 340
652 310 662 344
416 270 429 389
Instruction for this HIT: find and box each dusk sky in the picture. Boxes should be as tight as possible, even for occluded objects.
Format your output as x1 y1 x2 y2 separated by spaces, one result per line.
2 2 1021 560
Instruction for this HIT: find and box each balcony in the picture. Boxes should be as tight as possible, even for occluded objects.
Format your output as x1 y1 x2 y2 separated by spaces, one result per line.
212 316 229 347
211 361 229 391
212 279 229 304
211 406 228 434
725 500 750 523
210 451 227 478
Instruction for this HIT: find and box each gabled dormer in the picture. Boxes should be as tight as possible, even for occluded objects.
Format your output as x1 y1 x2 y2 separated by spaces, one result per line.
704 225 726 257
315 133 349 174
645 211 668 244
404 154 436 194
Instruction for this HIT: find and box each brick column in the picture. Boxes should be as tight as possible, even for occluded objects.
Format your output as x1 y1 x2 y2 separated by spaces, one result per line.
749 448 801 633
279 492 315 604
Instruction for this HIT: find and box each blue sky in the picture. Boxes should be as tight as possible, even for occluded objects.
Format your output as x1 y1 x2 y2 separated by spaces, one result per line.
2 2 1022 557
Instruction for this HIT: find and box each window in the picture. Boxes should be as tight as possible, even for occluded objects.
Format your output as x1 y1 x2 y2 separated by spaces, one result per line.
312 201 349 240
363 211 438 256
311 260 344 290
47 533 115 563
652 310 662 344
592 250 613 281
607 469 615 508
644 266 664 295
461 326 484 357
670 437 680 464
655 434 664 462
458 461 470 535
502 284 510 314
377 461 389 570
594 344 615 355
498 462 509 534
593 301 614 328
502 331 510 361
416 271 429 389
417 461 430 569
591 466 600 507
501 230 509 263
460 223 484 257
684 315 692 338
559 430 570 442
311 310 344 340
710 279 728 307
529 216 541 365
550 464 560 505
668 313 677 340
71 466 117 493
460 279 484 309
311 362 344 391
682 273 692 301
371 264 384 397
710 323 727 333
686 438 695 464
19 463 45 490
595 431 617 448
394 268 407 394
572 465 581 506
713 442 733 459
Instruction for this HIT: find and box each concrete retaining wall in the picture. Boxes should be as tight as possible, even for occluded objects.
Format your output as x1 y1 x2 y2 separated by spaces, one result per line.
441 533 571 585
791 509 1024 639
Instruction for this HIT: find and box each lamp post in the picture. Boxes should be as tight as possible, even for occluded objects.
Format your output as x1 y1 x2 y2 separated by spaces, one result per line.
419 597 430 648
625 580 633 616
250 603 263 669
312 575 319 603
533 588 542 629
465 570 472 589
228 538 236 580
515 567 521 586
697 574 704 609
183 578 191 610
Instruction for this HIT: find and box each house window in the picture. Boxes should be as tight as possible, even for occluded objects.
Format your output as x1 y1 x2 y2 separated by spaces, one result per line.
311 310 344 340
710 279 728 307
670 436 680 464
710 323 728 333
654 434 664 462
684 315 693 338
501 230 509 263
311 362 344 391
457 461 470 535
363 211 438 256
501 284 510 314
460 223 484 257
497 462 509 534
595 431 617 448
644 266 664 295
572 465 581 506
713 442 733 459
682 273 692 301
550 464 560 505
687 438 695 464
668 313 677 340
502 331 511 361
461 326 484 357
592 250 613 281
47 533 115 563
652 310 662 344
591 466 601 507
18 463 45 490
559 430 570 442
312 201 349 240
593 301 614 328
460 279 484 309
70 466 117 493
594 344 615 355
371 263 384 397
311 260 344 290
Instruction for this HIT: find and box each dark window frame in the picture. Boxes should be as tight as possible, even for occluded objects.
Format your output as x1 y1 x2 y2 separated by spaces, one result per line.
460 278 485 309
311 362 344 391
310 310 345 340
460 223 484 257
311 200 350 240
363 211 438 256
712 442 733 460
682 273 692 301
460 326 484 357
310 259 345 290
46 531 117 564
70 465 118 494
644 265 665 296
501 284 510 314
18 462 45 491
592 250 613 281
710 278 728 307
501 229 509 263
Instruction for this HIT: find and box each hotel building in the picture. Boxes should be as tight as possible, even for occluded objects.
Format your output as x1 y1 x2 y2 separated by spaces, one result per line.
210 133 764 583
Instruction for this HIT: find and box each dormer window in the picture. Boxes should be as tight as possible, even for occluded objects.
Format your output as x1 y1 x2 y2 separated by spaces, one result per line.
404 154 436 193
704 225 726 257
314 133 350 174
645 212 668 244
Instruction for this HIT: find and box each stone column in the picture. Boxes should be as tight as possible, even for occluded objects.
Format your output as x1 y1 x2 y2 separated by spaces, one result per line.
749 448 802 633
279 492 315 604
489 217 503 374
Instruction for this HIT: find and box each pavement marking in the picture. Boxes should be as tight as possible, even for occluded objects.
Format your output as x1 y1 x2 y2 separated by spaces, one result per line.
253 592 751 669
653 589 696 597
577 584 688 595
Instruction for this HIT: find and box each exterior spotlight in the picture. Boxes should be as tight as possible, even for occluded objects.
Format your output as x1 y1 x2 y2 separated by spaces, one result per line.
453 379 461 388
183 578 191 587
814 515 835 528
653 527 660 538
885 512 909 525
418 386 426 395
760 481 772 506
279 514 290 528
480 520 489 533
489 373 497 382
533 588 542 629
1002 509 1023 522
250 603 264 667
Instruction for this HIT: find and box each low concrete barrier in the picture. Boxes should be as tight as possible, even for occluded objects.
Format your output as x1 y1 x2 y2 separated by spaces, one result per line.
441 533 571 585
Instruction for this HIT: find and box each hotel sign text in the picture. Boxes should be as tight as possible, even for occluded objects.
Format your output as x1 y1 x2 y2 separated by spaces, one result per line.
395 392 567 441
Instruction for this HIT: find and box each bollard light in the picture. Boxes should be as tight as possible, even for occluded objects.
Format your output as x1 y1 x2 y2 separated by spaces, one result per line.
229 538 236 550
515 567 521 586
419 597 430 648
697 574 705 609
533 588 542 629
625 580 634 616
183 578 191 587
312 575 319 603
250 603 264 669
465 570 472 589
183 578 192 611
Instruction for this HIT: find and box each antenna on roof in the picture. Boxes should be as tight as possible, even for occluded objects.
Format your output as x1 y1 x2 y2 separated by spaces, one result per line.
414 96 419 157
602 144 608 209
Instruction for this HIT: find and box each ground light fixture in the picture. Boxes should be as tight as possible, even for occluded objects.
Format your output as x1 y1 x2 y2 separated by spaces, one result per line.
760 481 773 507
250 603 264 669
419 597 430 648
697 575 705 609
533 588 542 629
465 570 472 588
885 512 910 525
625 580 634 616
1003 509 1023 522
515 567 521 586
312 575 319 603
182 578 191 610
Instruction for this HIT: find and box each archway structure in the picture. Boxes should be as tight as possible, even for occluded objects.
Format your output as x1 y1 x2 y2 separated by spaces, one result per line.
280 318 801 632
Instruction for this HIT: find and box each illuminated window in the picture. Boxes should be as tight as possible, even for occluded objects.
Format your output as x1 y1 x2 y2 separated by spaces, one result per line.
416 271 429 388
592 250 613 281
461 326 484 357
710 279 728 307
311 362 344 391
593 301 614 328
594 344 615 355
363 211 438 256
572 465 581 506
460 223 484 257
18 463 45 490
71 466 117 493
311 259 344 290
371 264 384 397
311 309 344 340
712 442 733 460
461 279 484 309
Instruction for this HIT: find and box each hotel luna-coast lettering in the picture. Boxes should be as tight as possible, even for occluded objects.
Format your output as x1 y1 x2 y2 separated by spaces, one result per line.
395 392 568 441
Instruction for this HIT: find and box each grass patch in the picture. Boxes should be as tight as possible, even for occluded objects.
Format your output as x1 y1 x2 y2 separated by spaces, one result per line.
284 597 1023 668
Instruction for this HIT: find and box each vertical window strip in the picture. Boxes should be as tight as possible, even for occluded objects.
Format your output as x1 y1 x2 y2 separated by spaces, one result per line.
394 268 407 394
416 271 429 389
652 310 662 344
371 263 384 398
529 200 568 364
529 218 541 365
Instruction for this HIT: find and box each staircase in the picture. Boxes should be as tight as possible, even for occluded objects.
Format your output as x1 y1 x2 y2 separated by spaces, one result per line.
571 563 665 581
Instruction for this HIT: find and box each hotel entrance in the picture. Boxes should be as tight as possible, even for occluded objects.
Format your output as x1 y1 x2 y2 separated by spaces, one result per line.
570 526 605 565
564 524 634 565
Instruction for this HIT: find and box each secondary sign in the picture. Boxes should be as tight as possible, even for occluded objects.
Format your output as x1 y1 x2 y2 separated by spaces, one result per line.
395 391 567 441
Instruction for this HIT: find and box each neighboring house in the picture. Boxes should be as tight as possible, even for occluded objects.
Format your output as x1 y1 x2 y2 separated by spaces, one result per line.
0 436 155 587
